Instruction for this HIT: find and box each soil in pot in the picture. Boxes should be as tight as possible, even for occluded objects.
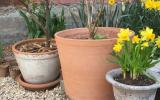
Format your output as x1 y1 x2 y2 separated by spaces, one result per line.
16 41 57 53
60 29 116 40
114 73 155 86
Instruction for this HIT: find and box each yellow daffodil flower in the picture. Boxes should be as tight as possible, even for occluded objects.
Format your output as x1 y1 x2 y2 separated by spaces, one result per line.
156 38 160 48
108 0 115 6
118 28 132 42
117 38 123 43
144 0 160 10
132 35 140 44
145 0 156 10
141 42 149 50
113 43 122 52
142 42 149 47
141 27 155 41
155 1 160 10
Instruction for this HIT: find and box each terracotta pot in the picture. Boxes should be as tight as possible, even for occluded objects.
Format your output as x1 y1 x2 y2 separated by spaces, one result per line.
55 27 124 100
12 38 60 84
9 65 20 80
0 62 9 77
16 74 61 91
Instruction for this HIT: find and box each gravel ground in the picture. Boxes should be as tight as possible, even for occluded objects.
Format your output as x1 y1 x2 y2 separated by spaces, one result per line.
0 77 68 100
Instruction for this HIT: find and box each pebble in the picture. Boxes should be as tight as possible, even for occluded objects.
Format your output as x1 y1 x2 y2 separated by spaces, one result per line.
0 77 68 100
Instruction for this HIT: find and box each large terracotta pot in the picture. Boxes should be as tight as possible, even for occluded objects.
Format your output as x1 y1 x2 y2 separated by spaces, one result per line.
12 38 60 84
55 27 121 100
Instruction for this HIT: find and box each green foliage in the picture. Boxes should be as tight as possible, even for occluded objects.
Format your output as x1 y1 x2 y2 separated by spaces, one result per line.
113 28 159 80
19 2 65 39
19 10 44 38
70 0 122 28
94 34 106 40
119 1 160 35
113 41 158 80
119 1 160 58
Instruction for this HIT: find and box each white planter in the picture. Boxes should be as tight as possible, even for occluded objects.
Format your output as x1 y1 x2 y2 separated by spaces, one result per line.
150 59 160 73
12 38 60 84
106 68 160 100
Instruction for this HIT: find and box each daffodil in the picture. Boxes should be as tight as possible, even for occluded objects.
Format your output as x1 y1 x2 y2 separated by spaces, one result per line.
132 35 140 44
108 0 115 6
118 28 132 42
142 42 149 47
141 27 155 41
156 38 160 48
155 1 160 10
113 43 122 52
141 42 149 50
117 38 123 43
145 0 156 10
144 0 160 10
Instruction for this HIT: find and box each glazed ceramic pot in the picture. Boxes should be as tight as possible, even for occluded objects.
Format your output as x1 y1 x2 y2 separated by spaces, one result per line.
55 27 128 100
12 38 60 84
106 68 160 100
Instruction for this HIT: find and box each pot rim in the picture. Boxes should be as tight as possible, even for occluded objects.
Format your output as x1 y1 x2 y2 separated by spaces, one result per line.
55 27 134 46
12 38 57 55
55 27 121 42
106 68 160 90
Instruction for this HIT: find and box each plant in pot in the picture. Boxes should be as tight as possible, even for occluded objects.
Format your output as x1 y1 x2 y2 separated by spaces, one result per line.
106 27 160 100
69 0 123 28
55 0 133 99
12 0 63 89
18 0 65 39
119 0 160 59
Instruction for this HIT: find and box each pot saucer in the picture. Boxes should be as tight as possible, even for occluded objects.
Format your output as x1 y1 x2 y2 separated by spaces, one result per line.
16 74 61 91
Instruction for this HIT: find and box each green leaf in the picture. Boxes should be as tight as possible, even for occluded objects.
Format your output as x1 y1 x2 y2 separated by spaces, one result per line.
94 34 106 40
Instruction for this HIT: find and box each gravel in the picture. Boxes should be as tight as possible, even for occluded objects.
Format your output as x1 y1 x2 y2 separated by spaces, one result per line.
0 77 69 100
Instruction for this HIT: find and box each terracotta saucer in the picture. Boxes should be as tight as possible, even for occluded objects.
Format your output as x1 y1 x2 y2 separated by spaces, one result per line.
16 74 61 91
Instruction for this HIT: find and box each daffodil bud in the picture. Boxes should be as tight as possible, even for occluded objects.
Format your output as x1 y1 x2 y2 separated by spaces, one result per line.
122 2 125 12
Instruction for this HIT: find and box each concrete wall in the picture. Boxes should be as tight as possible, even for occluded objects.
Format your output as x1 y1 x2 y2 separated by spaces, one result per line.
0 5 78 44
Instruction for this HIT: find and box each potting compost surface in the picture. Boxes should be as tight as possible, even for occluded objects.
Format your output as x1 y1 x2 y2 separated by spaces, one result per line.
0 77 68 100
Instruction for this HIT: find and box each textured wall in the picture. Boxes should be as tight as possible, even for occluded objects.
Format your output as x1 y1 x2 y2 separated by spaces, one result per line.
0 5 79 44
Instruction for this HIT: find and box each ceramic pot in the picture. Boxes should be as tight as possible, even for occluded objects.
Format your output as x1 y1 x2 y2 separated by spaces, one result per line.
106 68 160 100
12 38 60 84
55 27 128 100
